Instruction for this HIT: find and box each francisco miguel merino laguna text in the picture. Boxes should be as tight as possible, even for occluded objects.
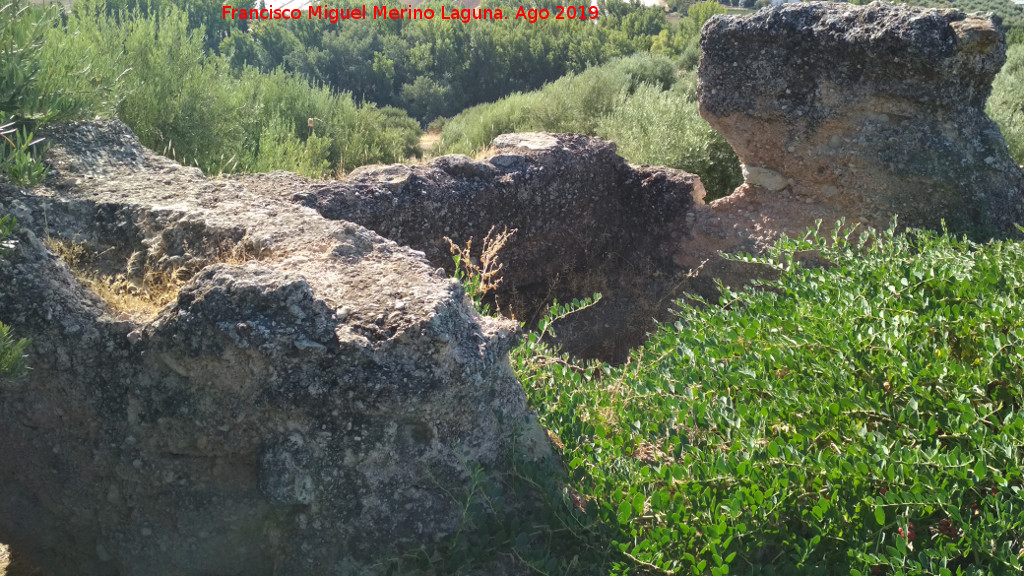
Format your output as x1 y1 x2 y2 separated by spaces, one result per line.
222 4 601 23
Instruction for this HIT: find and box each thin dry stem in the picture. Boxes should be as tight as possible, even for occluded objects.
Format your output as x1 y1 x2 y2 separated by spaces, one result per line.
445 225 517 299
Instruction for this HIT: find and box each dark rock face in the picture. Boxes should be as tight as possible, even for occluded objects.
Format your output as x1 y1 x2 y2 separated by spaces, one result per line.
242 133 706 361
0 120 549 575
697 2 1024 238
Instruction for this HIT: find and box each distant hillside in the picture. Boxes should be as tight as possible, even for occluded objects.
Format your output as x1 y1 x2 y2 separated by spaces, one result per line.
906 0 1024 30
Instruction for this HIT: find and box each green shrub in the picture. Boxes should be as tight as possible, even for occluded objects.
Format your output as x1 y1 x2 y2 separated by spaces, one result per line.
990 44 1024 165
36 0 421 175
651 1 728 69
439 54 741 200
110 7 250 173
0 0 75 121
0 1 56 185
437 54 678 155
0 320 27 378
598 80 741 200
0 215 29 379
0 1 42 115
343 104 421 169
514 223 1024 575
34 0 131 122
0 120 49 186
251 114 332 179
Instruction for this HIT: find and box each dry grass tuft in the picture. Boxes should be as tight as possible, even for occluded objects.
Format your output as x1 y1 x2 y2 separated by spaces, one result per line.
0 542 9 576
472 145 499 161
45 237 271 321
445 225 516 304
46 237 188 320
214 238 273 266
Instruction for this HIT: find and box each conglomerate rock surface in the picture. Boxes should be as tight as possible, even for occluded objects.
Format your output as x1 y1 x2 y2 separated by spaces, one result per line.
240 133 706 361
0 120 548 576
696 1 1024 240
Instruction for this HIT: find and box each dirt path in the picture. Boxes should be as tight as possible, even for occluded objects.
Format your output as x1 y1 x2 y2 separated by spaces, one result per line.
419 132 441 156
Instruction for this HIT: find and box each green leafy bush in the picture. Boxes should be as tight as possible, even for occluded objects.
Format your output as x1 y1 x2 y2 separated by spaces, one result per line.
653 1 729 69
0 1 43 116
0 0 73 121
990 44 1024 165
438 55 741 201
0 320 27 378
251 115 332 179
437 54 673 154
0 121 49 186
0 215 29 379
36 0 421 175
599 79 741 200
0 1 55 185
513 223 1024 575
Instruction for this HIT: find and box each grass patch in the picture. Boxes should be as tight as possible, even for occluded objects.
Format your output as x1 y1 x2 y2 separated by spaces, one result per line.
440 222 1024 575
990 43 1024 166
46 237 188 320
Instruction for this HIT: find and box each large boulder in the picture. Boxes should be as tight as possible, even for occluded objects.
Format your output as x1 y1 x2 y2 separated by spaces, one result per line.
696 2 1024 238
0 120 549 575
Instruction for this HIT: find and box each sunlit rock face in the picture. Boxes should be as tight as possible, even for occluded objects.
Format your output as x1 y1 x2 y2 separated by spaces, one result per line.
697 1 1024 238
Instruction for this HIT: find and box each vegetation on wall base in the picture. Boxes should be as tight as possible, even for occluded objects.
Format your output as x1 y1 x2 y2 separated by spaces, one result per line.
443 221 1024 575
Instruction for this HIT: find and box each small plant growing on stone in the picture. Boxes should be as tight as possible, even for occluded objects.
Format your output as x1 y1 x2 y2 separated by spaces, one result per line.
0 120 48 186
445 223 603 364
0 320 28 379
445 225 517 315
